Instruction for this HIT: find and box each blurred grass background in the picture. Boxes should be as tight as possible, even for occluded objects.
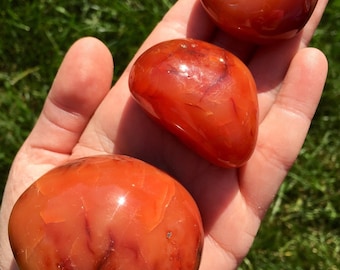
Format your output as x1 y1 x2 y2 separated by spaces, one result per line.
0 0 339 269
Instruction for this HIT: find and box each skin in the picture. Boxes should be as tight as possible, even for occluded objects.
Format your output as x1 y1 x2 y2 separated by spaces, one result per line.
0 0 328 269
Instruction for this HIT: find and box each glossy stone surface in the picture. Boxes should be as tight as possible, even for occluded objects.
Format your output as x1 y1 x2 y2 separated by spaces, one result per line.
129 39 258 168
201 0 318 43
9 155 203 270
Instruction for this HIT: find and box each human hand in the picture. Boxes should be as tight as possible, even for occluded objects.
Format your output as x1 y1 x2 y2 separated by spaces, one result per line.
0 0 328 269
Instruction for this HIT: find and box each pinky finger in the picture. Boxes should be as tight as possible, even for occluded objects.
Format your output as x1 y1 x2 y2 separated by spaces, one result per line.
240 47 328 217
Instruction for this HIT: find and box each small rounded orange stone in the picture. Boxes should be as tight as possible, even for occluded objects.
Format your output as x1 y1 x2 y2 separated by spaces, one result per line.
129 39 258 167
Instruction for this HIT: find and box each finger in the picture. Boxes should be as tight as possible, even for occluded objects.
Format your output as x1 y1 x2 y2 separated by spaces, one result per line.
250 0 328 121
135 0 215 56
301 0 329 47
249 35 302 123
129 0 255 65
4 36 113 229
240 48 328 217
28 37 113 158
0 38 114 269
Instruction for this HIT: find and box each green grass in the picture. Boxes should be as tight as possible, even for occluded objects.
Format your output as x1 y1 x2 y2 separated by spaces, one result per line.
0 0 339 269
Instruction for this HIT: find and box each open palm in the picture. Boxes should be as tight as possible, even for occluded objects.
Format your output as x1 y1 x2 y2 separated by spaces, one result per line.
0 0 328 269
